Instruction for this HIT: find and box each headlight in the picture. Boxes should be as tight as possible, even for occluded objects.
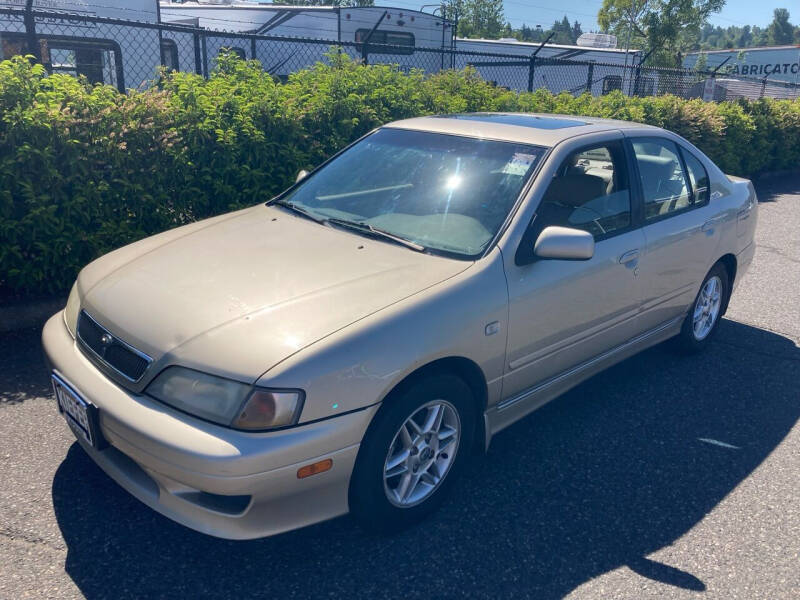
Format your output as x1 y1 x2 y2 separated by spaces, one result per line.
232 389 304 430
64 282 80 338
146 366 304 430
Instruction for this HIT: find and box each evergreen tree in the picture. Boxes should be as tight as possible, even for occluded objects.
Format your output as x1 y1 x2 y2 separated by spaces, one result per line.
767 8 794 45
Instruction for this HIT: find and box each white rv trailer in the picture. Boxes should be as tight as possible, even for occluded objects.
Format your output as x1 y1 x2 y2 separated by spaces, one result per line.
159 2 455 77
160 2 452 47
684 46 800 86
454 37 644 95
0 0 164 90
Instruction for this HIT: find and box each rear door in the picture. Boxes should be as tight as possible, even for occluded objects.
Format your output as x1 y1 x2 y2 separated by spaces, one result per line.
626 135 722 331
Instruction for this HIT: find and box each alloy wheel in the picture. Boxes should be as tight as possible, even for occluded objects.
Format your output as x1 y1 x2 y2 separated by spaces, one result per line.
693 275 722 341
383 400 461 508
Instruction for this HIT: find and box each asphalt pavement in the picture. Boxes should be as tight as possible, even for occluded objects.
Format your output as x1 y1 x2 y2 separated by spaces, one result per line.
1 176 798 600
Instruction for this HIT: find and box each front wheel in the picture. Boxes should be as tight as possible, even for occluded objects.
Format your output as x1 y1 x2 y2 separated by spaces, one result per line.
349 374 476 533
674 263 729 354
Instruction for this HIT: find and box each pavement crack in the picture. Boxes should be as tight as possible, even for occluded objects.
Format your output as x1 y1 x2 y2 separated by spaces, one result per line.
757 244 800 265
0 525 64 551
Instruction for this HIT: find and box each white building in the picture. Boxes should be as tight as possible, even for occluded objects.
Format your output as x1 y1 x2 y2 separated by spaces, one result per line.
684 46 800 85
454 37 642 95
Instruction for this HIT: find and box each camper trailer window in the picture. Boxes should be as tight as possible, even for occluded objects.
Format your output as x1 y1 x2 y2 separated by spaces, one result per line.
161 39 179 71
355 29 415 55
1 35 121 90
638 77 655 96
219 46 246 60
602 75 622 94
45 40 120 89
1 36 28 61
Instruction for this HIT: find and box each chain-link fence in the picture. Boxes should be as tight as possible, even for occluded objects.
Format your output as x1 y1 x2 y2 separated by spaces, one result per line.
2 6 798 101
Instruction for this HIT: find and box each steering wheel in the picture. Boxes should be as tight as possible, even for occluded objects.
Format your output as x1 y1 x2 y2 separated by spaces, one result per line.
555 202 607 235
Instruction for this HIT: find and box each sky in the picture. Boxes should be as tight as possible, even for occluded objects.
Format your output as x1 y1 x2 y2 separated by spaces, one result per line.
373 1 792 33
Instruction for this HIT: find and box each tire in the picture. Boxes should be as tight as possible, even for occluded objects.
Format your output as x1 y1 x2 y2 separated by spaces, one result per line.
673 263 729 354
349 373 476 534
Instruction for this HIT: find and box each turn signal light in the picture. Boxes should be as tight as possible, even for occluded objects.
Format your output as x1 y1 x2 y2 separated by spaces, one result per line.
297 459 333 479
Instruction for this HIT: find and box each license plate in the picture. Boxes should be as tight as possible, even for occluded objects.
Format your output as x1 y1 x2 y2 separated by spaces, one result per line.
52 373 101 448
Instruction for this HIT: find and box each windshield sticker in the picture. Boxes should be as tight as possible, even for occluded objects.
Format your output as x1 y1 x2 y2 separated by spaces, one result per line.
501 153 538 176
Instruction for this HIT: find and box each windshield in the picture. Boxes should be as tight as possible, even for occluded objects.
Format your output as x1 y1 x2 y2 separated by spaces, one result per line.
277 128 546 257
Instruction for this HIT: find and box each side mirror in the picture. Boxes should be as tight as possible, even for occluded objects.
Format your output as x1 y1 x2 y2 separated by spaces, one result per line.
296 169 309 183
534 226 595 261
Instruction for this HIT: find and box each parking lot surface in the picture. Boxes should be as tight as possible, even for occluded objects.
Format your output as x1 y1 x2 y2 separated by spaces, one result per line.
1 176 798 600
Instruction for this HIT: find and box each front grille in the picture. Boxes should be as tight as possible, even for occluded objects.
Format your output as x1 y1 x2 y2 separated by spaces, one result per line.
77 311 152 382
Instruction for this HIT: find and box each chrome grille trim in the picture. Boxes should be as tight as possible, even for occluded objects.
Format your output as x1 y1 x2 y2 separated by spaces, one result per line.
76 311 153 383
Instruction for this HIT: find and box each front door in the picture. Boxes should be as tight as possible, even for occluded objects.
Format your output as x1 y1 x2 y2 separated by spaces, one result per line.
503 138 645 401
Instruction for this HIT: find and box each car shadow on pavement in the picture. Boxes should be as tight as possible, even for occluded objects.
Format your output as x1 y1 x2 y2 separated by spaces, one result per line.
51 319 800 600
0 327 51 405
753 175 800 203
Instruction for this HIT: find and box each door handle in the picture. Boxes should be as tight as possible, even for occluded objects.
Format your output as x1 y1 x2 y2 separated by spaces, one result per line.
702 217 723 233
619 249 640 265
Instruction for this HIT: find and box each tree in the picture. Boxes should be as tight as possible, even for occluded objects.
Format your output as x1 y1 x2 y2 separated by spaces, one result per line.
693 51 707 71
767 8 794 45
572 20 584 43
501 16 582 45
597 0 726 66
735 25 752 48
281 0 373 5
443 0 505 39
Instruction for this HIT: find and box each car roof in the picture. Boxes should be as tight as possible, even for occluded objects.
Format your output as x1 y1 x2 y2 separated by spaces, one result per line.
383 113 660 146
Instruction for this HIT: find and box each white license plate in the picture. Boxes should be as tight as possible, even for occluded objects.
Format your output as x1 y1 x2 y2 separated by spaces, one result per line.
52 373 100 448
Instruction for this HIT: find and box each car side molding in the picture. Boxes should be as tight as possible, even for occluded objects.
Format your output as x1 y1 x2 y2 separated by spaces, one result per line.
484 315 685 445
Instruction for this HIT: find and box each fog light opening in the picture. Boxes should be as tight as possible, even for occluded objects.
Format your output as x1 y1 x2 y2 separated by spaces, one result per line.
297 459 333 479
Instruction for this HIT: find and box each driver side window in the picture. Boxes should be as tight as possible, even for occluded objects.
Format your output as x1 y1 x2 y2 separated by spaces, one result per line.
533 141 632 240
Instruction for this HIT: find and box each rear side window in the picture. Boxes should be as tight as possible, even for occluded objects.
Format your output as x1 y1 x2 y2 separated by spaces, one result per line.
681 148 710 206
631 138 691 220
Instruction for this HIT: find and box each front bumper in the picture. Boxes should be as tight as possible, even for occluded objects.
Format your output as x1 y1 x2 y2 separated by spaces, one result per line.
42 312 378 539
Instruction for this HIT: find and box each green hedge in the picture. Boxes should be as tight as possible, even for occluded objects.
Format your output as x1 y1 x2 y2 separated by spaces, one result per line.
1 52 799 297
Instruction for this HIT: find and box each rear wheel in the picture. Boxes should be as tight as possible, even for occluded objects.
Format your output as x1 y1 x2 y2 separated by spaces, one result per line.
674 263 729 354
349 374 476 533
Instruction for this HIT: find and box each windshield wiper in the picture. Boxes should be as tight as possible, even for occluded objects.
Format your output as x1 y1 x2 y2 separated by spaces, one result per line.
325 218 426 252
272 200 326 223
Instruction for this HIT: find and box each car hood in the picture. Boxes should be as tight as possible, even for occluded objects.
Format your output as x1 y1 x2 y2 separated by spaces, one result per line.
80 205 471 384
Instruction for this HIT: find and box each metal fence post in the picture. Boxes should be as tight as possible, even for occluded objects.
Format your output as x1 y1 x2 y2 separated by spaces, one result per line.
586 62 594 94
360 10 386 67
201 33 208 77
251 36 257 62
760 76 768 99
23 0 40 62
193 31 202 75
528 55 535 92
